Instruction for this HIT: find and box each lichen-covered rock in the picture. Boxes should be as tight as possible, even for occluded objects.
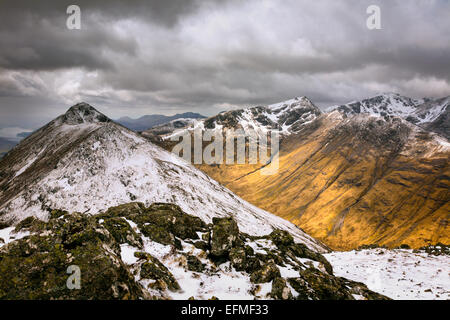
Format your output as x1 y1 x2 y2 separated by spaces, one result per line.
14 216 39 232
289 242 333 275
193 240 209 251
101 217 143 249
140 224 176 247
250 261 280 284
341 278 390 300
128 203 206 247
49 209 68 220
210 217 241 258
187 255 205 272
0 213 145 300
271 277 293 300
288 268 353 300
229 247 247 271
288 267 390 300
136 252 180 291
269 229 294 248
103 202 146 218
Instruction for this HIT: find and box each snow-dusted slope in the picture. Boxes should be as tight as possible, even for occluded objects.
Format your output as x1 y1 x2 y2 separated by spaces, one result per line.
0 103 327 252
408 96 449 124
325 248 450 300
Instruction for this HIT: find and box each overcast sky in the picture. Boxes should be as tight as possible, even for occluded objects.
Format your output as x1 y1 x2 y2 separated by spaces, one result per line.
0 0 449 130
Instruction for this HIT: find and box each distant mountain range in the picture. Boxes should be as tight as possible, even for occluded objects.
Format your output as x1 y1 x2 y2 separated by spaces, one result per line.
147 93 449 250
116 112 206 131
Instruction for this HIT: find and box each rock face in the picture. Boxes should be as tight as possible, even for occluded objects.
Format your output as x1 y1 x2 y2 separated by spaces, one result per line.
0 202 388 300
145 96 322 144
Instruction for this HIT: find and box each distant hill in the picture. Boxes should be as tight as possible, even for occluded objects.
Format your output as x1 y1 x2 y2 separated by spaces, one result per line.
0 137 17 158
116 112 206 131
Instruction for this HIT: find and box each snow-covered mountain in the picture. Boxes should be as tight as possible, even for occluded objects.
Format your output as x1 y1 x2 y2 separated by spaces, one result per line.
205 96 321 135
0 102 326 252
151 96 322 141
327 93 424 119
328 93 449 139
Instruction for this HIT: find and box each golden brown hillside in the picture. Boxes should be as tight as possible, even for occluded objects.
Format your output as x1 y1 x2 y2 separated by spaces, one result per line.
195 112 450 250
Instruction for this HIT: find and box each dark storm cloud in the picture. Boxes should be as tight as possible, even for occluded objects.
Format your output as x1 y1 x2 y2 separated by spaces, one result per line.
0 0 449 129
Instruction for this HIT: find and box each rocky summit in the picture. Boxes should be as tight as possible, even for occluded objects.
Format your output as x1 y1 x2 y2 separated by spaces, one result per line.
0 202 388 300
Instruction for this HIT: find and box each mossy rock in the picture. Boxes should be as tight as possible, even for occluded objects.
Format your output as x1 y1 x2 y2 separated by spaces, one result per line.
289 242 333 275
244 245 254 256
271 277 293 300
296 268 353 300
138 253 180 291
250 261 280 284
49 209 69 220
193 240 209 251
14 216 39 233
0 215 145 299
129 203 206 242
269 229 294 248
0 221 10 229
286 277 312 300
140 224 175 247
229 247 247 271
103 202 146 218
101 217 143 249
210 217 241 258
187 255 205 272
244 257 263 273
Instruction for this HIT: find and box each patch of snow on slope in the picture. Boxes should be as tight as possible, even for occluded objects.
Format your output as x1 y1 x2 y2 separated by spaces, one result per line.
325 249 450 300
0 227 30 248
414 99 448 124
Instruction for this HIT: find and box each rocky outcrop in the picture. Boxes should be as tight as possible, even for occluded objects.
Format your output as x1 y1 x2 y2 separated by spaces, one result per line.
0 202 388 300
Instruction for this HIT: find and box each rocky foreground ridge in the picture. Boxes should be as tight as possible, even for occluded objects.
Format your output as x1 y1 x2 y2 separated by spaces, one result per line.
0 202 388 300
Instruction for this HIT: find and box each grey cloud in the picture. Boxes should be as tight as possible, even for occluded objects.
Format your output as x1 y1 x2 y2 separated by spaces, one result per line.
0 0 449 128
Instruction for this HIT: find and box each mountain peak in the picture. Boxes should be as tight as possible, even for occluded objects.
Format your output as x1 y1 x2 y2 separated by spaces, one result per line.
267 96 315 110
61 102 110 125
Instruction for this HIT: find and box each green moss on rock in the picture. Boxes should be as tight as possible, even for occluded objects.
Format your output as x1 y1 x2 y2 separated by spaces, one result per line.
0 213 145 300
250 261 280 284
271 277 293 300
187 255 205 272
101 217 143 249
210 217 241 258
138 253 180 291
